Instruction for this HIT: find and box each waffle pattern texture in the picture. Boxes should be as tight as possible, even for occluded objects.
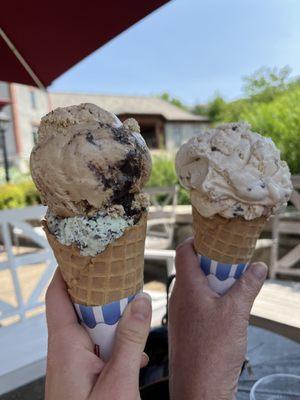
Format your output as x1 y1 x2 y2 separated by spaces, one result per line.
192 206 266 264
44 214 147 306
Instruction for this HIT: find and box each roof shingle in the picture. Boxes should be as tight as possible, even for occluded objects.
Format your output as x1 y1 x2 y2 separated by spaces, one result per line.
50 92 209 122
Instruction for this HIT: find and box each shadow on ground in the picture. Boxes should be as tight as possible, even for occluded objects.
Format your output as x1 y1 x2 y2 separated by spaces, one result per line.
1 378 45 400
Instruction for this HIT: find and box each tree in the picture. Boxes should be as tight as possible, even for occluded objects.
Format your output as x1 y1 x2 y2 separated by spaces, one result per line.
192 104 208 116
242 65 292 102
193 95 226 122
206 66 300 173
240 85 300 174
160 92 187 110
206 95 226 122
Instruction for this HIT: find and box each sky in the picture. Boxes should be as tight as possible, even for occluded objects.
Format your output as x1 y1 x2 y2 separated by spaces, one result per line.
49 0 300 105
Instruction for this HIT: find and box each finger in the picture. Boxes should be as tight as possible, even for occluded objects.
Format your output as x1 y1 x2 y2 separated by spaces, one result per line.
175 237 210 287
225 262 268 313
140 352 149 369
46 267 78 334
101 293 152 389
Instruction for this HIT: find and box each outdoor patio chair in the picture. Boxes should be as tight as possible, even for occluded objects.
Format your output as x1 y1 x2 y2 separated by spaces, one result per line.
12 224 45 252
269 175 300 278
145 185 179 251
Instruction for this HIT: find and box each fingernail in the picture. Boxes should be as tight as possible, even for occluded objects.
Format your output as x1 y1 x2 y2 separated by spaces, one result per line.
131 293 152 320
250 262 268 279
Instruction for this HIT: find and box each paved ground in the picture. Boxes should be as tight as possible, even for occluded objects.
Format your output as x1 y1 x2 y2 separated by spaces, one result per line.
1 378 45 400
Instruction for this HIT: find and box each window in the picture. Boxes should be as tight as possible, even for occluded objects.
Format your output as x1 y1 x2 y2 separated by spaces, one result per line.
30 90 37 109
193 125 204 136
141 125 159 149
173 125 182 146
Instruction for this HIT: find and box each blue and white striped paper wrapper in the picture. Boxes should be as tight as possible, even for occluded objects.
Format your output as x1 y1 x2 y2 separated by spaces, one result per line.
74 294 135 361
199 254 248 295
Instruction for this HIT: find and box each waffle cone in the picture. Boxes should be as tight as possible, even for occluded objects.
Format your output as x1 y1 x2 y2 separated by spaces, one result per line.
192 206 266 264
44 214 147 306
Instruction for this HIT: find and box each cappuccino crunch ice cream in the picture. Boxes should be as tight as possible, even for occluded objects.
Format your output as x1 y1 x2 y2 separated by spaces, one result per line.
176 122 293 294
31 103 151 218
176 122 292 221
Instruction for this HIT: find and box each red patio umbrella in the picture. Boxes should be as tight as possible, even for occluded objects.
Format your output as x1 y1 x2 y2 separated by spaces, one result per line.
0 0 170 88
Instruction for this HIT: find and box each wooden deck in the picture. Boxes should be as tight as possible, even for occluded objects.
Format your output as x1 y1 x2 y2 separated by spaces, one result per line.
251 279 300 343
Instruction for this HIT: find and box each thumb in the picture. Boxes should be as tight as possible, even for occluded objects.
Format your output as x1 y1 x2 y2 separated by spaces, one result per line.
91 293 152 400
103 293 152 396
226 262 268 313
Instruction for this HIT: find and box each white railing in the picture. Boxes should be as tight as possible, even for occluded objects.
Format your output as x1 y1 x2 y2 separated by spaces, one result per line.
0 205 56 322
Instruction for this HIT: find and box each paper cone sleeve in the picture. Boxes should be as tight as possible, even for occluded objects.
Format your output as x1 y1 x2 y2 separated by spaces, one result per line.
43 214 147 306
192 206 267 264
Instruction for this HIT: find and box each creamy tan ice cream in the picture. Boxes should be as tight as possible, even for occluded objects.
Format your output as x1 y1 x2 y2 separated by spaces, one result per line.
176 122 292 220
30 103 151 217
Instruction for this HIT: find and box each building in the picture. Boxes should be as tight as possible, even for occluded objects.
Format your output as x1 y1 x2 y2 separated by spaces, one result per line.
0 82 209 171
0 82 50 172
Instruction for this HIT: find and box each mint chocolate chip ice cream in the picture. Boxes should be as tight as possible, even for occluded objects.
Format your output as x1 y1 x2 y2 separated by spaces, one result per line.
46 208 134 257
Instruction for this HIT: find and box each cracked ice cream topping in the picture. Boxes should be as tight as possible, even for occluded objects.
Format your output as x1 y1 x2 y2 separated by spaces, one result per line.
30 103 152 217
175 122 292 220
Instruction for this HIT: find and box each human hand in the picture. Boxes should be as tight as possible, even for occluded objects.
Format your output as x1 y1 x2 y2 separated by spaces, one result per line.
45 268 152 400
168 238 267 400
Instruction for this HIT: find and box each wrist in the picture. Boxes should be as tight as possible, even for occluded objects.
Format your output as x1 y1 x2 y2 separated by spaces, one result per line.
169 349 238 400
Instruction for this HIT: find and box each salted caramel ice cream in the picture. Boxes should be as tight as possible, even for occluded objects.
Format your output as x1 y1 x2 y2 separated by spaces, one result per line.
176 122 292 220
30 103 151 256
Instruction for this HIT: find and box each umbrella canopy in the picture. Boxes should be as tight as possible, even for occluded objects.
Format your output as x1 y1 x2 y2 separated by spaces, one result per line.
0 0 169 88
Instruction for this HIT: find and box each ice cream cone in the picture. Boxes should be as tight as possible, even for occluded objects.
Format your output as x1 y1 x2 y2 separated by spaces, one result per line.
192 206 266 265
43 214 147 306
175 122 292 295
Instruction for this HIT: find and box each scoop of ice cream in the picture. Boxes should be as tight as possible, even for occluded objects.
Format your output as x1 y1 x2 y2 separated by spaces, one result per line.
175 122 293 220
30 103 152 217
46 208 135 256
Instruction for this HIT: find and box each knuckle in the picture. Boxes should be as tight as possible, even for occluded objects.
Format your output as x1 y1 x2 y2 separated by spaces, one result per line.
117 325 146 346
176 237 193 254
175 241 186 253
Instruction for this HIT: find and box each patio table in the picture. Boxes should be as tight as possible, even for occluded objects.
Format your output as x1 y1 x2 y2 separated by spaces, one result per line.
238 326 300 399
140 325 300 399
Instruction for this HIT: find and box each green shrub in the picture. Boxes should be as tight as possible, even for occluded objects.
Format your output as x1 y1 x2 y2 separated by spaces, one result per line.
178 188 190 205
147 155 177 187
18 181 41 206
147 154 190 205
0 184 25 210
0 180 40 210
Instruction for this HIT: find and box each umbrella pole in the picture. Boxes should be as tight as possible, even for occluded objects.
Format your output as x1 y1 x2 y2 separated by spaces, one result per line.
0 126 10 183
0 28 45 90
